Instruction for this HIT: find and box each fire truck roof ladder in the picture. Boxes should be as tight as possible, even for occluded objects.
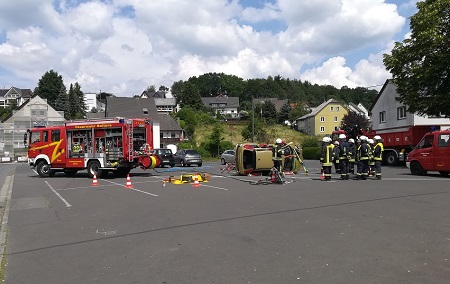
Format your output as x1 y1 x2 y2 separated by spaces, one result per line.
126 119 134 162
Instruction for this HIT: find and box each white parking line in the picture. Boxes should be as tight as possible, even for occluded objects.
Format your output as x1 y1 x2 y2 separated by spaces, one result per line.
101 179 159 197
44 181 72 207
200 184 229 191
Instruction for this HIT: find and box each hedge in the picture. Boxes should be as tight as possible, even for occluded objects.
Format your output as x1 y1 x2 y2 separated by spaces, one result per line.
302 147 321 160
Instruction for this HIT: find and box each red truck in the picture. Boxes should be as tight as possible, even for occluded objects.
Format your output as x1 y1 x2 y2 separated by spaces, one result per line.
27 117 161 178
406 130 450 176
332 125 438 166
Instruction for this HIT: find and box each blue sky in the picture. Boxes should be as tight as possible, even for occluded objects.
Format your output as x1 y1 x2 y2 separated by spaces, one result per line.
0 0 420 95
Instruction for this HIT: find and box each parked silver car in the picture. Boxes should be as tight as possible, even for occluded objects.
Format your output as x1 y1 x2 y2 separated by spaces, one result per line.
220 149 235 165
174 149 202 167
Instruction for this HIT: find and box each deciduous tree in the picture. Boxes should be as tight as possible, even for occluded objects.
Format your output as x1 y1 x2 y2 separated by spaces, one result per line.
383 0 450 117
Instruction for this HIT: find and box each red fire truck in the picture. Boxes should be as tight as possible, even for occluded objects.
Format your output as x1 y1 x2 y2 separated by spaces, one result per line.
331 126 437 166
27 117 161 178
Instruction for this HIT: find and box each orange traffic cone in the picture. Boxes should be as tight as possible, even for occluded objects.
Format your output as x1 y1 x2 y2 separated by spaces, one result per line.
125 174 133 188
321 169 325 180
192 174 201 187
92 174 99 186
271 169 277 183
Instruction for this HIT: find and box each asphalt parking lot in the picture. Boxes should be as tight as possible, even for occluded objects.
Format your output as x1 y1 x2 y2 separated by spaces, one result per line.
1 161 450 283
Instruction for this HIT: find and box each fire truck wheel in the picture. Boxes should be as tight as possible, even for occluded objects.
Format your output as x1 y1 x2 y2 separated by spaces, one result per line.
87 160 102 178
36 161 51 177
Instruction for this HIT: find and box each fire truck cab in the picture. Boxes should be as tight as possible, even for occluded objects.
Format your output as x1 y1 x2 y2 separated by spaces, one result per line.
27 117 160 178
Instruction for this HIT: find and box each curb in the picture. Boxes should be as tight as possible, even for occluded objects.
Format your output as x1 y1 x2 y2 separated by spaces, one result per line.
0 174 14 269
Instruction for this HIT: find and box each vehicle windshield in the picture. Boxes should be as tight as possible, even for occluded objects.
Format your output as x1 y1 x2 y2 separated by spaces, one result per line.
157 149 172 154
417 134 434 149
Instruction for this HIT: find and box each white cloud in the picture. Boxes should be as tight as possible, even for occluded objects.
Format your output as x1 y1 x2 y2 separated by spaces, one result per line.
0 0 410 96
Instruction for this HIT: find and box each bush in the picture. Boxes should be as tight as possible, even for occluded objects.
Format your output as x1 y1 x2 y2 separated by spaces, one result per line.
301 136 321 148
302 147 321 160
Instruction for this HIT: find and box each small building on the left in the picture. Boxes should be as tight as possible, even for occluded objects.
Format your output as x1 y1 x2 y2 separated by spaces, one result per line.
1 94 65 161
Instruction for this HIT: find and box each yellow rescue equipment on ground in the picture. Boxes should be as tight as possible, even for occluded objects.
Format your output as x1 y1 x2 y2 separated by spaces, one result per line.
166 173 211 185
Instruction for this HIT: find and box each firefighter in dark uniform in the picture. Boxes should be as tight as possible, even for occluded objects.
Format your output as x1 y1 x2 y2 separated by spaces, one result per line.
338 133 350 180
373 135 384 180
320 136 334 181
348 138 356 175
333 140 341 174
357 136 371 180
368 139 375 176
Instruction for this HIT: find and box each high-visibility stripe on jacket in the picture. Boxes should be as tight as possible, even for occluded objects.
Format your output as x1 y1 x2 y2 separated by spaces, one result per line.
358 142 370 160
320 144 334 166
373 142 384 161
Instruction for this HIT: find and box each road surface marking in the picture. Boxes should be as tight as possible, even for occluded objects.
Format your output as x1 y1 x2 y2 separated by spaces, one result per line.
101 179 159 197
44 181 72 207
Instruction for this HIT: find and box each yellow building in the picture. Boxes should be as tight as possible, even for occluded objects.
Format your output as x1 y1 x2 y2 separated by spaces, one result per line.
295 99 348 136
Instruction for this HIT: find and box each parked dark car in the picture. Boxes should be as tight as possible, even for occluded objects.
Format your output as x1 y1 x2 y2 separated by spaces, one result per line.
220 149 235 165
153 148 175 167
174 149 202 167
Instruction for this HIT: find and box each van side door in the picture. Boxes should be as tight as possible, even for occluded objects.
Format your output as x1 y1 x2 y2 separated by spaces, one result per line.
415 134 435 171
435 133 450 172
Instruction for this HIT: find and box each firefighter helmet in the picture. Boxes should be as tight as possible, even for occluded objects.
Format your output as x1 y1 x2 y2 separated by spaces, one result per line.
368 139 374 144
338 133 346 139
348 138 355 143
359 135 368 141
374 135 382 140
275 138 282 144
322 137 331 143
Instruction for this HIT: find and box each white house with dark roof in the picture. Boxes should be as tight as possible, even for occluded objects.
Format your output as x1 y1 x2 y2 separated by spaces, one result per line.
0 86 33 108
201 96 239 118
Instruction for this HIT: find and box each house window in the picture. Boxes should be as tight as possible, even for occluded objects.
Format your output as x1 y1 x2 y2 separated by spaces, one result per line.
335 126 339 131
143 108 148 115
320 116 325 122
334 116 338 122
336 107 340 111
320 126 325 133
380 111 386 123
330 107 334 111
171 132 176 138
397 106 406 120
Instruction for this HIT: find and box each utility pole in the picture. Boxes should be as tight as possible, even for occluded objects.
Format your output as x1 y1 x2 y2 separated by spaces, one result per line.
252 97 254 143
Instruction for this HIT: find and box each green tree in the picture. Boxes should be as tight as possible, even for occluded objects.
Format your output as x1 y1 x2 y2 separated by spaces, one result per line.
340 111 371 138
179 82 204 109
383 0 450 117
277 101 291 124
34 70 65 106
241 117 267 142
261 100 277 124
54 85 68 115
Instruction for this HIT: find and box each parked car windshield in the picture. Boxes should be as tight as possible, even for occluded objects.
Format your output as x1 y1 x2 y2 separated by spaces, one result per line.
156 149 172 154
185 150 199 155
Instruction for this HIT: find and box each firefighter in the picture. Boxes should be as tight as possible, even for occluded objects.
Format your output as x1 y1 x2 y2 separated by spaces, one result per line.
357 136 371 180
320 136 334 181
368 139 375 176
348 138 356 175
333 140 341 174
338 133 350 180
373 135 384 180
273 138 284 172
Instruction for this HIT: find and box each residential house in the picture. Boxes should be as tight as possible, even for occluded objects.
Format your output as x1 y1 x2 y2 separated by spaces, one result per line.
370 79 450 132
84 92 106 112
1 95 65 159
0 86 33 108
347 102 370 119
295 99 348 136
201 96 239 118
105 97 183 148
